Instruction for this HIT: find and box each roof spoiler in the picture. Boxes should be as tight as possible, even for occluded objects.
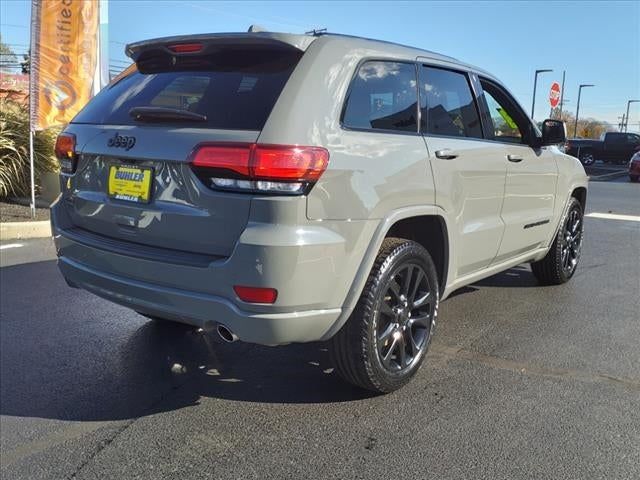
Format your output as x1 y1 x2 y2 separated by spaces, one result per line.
125 32 316 62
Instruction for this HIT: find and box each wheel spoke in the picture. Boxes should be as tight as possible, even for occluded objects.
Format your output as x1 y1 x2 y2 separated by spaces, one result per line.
411 313 431 327
406 329 419 356
572 218 581 234
412 291 430 309
388 278 402 300
402 265 414 296
398 336 407 367
409 269 424 304
381 336 398 368
377 323 395 343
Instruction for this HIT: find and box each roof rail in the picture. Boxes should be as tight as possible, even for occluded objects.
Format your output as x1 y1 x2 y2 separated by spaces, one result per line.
304 28 328 36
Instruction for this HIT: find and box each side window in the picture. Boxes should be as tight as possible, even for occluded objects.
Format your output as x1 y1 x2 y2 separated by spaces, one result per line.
607 134 625 144
419 66 482 139
627 134 640 145
479 80 529 144
342 61 418 133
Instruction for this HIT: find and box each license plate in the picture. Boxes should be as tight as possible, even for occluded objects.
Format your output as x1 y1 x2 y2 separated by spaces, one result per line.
108 164 153 203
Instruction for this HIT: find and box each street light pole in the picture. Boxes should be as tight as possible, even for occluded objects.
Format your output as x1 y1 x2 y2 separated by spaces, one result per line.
531 69 553 119
573 84 594 138
558 70 566 119
624 100 639 132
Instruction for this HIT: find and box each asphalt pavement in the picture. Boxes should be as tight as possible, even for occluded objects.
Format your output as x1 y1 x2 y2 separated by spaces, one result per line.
1 180 639 480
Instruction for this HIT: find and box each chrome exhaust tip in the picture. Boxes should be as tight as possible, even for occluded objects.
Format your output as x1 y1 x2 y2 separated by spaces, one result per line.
216 324 238 343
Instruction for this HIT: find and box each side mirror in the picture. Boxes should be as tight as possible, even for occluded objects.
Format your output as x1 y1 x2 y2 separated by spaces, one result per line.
541 119 566 146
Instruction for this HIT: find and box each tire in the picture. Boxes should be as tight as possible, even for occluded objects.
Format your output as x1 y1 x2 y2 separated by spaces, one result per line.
531 197 584 285
579 151 595 166
630 175 639 183
329 238 439 393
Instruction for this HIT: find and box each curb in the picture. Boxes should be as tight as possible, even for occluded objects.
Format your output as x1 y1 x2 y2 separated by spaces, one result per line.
588 170 628 181
0 221 51 240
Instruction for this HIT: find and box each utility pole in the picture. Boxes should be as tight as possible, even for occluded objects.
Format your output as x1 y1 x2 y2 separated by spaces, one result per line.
531 69 553 119
574 84 595 138
619 114 626 132
624 100 639 132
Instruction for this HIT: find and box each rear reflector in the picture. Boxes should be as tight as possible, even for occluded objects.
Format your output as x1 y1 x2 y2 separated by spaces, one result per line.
54 133 77 173
167 43 203 53
233 286 278 304
191 143 329 194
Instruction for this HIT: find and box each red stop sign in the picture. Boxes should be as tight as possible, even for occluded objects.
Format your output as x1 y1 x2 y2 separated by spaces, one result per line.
549 82 561 108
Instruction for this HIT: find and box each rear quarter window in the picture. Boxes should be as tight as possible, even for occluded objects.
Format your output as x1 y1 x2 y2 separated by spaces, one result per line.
72 48 302 130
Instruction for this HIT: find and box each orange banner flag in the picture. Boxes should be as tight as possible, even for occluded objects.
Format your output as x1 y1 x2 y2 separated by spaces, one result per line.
29 0 99 131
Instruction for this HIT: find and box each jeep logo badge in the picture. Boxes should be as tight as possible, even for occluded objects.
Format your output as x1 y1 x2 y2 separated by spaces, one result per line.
107 132 136 151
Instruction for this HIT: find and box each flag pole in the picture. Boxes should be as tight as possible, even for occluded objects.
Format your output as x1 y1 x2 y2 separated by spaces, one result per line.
28 0 37 219
29 129 36 218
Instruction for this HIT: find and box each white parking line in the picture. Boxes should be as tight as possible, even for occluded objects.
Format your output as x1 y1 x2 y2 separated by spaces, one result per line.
586 212 640 222
0 243 25 250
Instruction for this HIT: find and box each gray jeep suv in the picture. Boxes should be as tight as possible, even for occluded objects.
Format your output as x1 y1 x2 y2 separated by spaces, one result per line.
51 31 588 392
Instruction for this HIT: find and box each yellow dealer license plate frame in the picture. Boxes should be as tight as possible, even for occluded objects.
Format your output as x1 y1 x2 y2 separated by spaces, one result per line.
108 164 153 204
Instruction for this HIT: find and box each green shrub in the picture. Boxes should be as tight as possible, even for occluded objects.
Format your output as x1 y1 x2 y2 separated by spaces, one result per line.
0 100 60 199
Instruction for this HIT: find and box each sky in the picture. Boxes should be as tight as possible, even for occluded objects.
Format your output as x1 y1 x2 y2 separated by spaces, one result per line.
1 0 639 131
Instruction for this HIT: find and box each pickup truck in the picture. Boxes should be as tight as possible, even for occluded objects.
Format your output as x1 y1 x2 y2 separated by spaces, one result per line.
565 132 640 165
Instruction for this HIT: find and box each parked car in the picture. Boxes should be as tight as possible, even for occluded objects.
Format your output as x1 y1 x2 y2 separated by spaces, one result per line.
629 150 640 182
564 132 640 165
51 31 588 392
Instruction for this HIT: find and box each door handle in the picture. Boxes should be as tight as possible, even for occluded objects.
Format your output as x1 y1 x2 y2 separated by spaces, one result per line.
507 154 523 163
435 149 458 160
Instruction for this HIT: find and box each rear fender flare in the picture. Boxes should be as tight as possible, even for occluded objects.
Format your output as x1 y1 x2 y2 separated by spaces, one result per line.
322 205 452 340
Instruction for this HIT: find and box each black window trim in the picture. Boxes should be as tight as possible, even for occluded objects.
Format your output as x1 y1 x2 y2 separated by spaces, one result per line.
339 57 421 137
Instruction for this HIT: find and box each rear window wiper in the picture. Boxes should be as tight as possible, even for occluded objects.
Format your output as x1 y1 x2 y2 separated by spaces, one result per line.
129 106 207 122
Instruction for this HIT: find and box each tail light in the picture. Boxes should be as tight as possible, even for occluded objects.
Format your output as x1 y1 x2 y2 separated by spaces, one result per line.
190 143 329 195
54 133 77 174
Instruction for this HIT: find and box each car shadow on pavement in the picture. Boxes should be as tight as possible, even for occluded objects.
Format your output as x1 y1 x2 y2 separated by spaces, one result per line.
1 261 374 423
0 261 539 423
472 265 539 288
448 266 540 299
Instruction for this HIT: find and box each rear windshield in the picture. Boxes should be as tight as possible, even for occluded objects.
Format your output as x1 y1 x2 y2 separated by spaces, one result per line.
72 47 302 130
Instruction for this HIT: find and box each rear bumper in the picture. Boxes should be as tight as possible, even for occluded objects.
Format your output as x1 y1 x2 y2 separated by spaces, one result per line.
58 255 340 345
51 198 376 345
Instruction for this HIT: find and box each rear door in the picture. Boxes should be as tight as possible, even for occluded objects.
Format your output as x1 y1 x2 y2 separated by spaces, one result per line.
603 133 629 161
63 41 303 257
420 65 507 277
477 78 558 262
